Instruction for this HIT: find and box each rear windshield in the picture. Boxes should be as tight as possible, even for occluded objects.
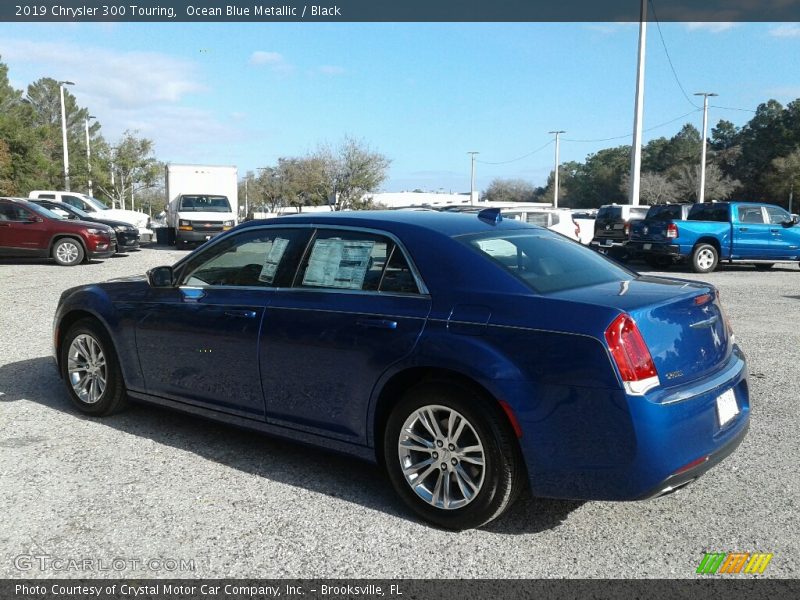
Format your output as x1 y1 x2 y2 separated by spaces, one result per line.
688 203 729 222
461 230 632 294
646 205 684 220
179 195 232 212
597 206 622 220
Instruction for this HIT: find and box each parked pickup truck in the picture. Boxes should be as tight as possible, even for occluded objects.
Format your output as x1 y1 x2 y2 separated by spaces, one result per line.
628 203 692 267
627 201 800 273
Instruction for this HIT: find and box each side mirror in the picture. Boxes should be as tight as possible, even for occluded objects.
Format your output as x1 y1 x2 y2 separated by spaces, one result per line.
147 265 174 288
783 215 799 227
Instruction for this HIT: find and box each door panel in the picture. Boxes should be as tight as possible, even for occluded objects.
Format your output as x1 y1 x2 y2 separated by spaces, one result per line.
733 206 773 258
0 203 50 254
135 287 269 418
260 291 430 442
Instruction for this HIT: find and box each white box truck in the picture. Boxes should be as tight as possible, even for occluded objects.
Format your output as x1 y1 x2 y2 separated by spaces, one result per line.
165 164 238 246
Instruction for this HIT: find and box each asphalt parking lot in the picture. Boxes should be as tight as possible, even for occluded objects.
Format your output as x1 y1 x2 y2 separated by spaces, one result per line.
1 248 798 578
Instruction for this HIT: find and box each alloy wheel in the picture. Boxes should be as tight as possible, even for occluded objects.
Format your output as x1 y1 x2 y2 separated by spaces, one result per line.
397 405 486 510
67 334 107 404
56 241 80 264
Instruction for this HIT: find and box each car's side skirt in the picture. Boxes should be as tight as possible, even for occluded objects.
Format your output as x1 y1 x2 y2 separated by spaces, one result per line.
127 390 377 463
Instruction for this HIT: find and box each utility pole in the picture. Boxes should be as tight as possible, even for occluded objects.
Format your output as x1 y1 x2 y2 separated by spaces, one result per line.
548 131 565 208
694 92 718 203
628 0 647 206
468 152 479 205
58 80 75 191
244 176 249 219
84 115 95 196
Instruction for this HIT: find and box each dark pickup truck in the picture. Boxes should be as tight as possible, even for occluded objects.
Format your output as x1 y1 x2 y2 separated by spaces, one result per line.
628 201 800 273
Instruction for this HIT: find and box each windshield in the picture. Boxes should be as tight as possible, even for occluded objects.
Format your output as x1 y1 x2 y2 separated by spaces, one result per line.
647 205 683 220
83 196 111 211
460 230 633 294
597 206 622 220
26 202 69 220
179 195 232 212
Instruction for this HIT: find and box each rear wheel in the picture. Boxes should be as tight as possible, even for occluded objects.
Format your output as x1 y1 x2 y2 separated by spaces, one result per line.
754 263 774 271
52 238 84 266
383 383 524 530
60 319 127 416
691 243 718 274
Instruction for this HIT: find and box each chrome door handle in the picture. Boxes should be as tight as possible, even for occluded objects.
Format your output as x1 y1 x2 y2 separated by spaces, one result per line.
225 309 257 318
738 227 749 232
356 318 398 330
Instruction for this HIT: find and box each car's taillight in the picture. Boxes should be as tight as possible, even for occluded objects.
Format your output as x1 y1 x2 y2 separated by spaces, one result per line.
624 222 631 236
604 313 660 395
666 223 679 239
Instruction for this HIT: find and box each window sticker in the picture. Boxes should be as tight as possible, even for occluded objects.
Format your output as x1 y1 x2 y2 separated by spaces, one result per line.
302 239 376 289
258 237 290 283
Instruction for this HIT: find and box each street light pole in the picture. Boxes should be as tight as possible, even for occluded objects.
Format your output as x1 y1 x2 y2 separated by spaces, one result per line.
548 131 565 208
694 92 718 203
85 115 95 196
629 0 647 206
58 80 75 191
468 152 479 205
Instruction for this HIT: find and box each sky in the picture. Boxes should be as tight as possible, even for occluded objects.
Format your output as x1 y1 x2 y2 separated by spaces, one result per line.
0 21 798 193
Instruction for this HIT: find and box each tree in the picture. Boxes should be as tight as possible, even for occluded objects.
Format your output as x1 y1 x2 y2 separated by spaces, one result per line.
95 131 161 209
672 163 740 202
481 178 540 203
763 149 800 211
317 137 391 210
620 171 677 205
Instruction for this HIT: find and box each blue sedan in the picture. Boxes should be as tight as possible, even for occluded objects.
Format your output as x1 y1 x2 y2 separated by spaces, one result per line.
53 209 750 529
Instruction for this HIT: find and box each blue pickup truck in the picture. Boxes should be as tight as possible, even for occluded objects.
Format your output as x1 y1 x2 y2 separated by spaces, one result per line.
628 201 800 273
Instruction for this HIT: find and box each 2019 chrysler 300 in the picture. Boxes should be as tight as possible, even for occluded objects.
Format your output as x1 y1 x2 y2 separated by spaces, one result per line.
52 209 750 529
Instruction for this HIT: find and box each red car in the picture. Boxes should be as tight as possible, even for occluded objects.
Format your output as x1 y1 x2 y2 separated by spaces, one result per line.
0 197 115 266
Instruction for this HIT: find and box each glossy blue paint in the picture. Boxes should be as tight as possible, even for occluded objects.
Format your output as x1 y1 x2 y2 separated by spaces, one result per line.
54 211 751 502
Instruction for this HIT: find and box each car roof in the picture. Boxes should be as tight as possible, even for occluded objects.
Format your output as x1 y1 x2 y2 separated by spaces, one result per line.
237 209 535 238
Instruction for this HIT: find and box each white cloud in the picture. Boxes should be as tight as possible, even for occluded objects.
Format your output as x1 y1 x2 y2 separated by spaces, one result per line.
0 37 250 161
249 51 284 66
684 22 739 33
317 65 345 76
769 24 800 37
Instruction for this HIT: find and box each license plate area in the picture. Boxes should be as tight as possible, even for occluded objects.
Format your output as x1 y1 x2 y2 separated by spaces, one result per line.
716 389 739 427
643 243 652 250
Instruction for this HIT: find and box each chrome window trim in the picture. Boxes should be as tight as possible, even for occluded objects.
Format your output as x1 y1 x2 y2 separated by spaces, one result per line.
174 222 430 296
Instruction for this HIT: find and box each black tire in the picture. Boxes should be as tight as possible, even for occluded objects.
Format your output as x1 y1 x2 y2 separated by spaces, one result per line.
52 238 85 266
60 318 127 416
383 382 524 530
167 227 176 246
691 243 719 274
754 263 774 271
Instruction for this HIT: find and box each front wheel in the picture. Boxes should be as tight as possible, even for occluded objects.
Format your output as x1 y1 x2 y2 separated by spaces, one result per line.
52 238 85 266
383 383 524 530
691 243 719 273
60 319 127 416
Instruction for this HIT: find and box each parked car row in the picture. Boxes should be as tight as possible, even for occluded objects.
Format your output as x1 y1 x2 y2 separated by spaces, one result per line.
589 201 800 273
0 197 142 266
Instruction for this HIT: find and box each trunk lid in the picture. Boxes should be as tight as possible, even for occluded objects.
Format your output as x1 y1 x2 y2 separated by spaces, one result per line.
549 276 732 387
630 219 672 242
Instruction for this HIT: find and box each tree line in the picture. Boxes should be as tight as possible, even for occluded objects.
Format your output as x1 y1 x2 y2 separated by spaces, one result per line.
0 55 161 212
483 99 800 211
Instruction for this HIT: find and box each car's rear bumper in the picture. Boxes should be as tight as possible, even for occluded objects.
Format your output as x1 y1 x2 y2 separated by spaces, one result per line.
518 345 750 501
627 241 682 256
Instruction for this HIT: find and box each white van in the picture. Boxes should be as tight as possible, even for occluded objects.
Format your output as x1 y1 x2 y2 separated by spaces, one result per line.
28 191 153 243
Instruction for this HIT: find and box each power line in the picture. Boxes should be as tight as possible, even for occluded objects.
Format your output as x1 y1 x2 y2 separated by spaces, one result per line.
475 139 553 165
649 0 701 110
562 109 701 143
710 104 757 113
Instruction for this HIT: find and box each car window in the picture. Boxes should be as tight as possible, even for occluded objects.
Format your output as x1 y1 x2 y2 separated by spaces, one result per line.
181 228 310 287
631 207 649 218
62 195 86 210
688 203 730 222
765 206 790 225
738 206 765 224
38 194 56 199
525 213 550 227
597 206 622 220
0 203 33 221
463 230 633 294
297 229 419 294
647 205 682 220
179 195 231 212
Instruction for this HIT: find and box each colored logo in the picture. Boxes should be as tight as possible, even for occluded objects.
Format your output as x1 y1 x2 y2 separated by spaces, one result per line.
697 552 773 575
